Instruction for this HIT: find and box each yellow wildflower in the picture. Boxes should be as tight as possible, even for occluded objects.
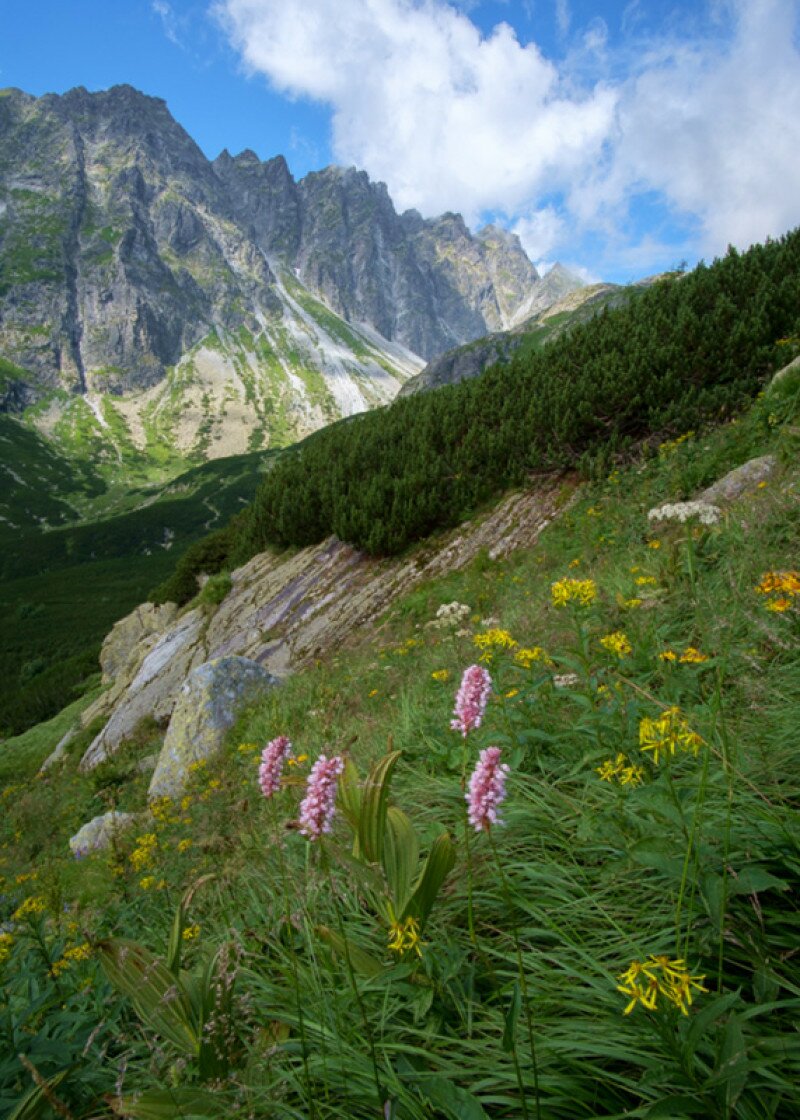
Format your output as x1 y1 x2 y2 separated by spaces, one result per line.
188 759 207 774
431 669 450 682
635 575 657 587
505 689 519 699
473 629 518 662
679 647 708 664
51 942 93 977
514 646 554 669
599 631 632 658
368 689 378 697
149 797 173 823
617 955 707 1016
237 742 259 753
387 915 426 958
182 924 201 941
130 833 158 871
177 839 192 853
551 578 597 608
623 598 643 609
15 871 37 885
0 932 13 965
639 707 703 765
659 649 677 662
139 876 157 890
569 558 581 568
12 895 47 921
288 753 309 767
596 754 644 786
766 597 792 613
647 540 662 550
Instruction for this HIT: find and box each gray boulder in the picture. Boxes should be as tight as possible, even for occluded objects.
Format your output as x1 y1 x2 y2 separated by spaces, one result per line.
148 656 278 801
69 810 139 857
699 455 777 504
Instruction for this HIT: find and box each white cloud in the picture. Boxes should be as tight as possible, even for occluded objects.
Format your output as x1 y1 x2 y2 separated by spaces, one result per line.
152 0 183 46
215 0 800 268
215 0 616 225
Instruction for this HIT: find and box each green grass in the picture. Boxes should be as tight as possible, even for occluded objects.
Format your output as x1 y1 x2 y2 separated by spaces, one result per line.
1 390 799 1117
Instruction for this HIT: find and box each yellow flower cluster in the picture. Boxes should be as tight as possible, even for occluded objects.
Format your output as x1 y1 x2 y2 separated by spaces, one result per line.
599 631 632 658
237 742 259 754
639 707 703 765
182 923 201 941
139 876 167 891
596 754 644 786
431 669 450 682
130 833 157 872
473 629 518 662
514 646 554 669
659 647 708 664
51 942 92 977
394 637 422 656
635 575 658 587
387 915 425 958
0 931 13 965
149 797 173 823
755 571 800 613
658 431 694 457
12 895 47 921
617 955 707 1015
287 753 309 768
551 578 597 608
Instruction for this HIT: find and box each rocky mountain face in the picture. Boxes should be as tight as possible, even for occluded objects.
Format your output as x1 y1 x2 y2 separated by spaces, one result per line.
0 84 568 463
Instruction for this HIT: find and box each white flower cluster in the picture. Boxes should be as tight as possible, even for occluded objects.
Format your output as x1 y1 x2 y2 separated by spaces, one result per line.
427 601 472 629
647 501 721 526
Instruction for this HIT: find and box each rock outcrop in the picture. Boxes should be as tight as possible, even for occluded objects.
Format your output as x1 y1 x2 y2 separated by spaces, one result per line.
77 478 570 771
69 810 138 857
148 656 278 800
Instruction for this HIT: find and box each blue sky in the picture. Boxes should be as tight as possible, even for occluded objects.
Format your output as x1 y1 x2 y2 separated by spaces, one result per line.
3 1 800 283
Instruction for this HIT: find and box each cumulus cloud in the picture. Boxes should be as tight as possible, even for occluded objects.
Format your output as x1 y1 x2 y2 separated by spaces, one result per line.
215 0 800 268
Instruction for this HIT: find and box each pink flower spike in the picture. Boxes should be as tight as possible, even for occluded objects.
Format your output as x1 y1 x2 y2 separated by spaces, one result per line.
467 746 510 832
298 753 345 840
258 736 293 799
451 664 492 738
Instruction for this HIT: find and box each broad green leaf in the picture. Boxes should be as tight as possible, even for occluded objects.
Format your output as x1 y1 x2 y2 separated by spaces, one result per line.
403 832 456 927
685 991 741 1054
338 756 362 831
729 865 787 895
166 900 186 978
316 924 385 978
110 1087 225 1117
502 981 522 1053
97 938 199 1055
382 805 419 913
422 1076 490 1120
358 750 402 865
8 1070 69 1120
716 1013 748 1109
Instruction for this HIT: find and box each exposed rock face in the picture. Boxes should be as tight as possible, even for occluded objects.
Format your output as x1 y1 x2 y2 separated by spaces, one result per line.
0 82 562 420
148 656 278 800
69 810 138 857
79 608 207 769
100 602 178 683
77 477 570 772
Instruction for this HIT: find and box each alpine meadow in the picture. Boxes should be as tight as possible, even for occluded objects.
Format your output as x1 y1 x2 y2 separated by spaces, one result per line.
2 6 800 1117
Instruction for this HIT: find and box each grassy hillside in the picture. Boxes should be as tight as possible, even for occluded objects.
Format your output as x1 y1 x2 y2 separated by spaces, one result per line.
0 450 273 737
1 380 799 1117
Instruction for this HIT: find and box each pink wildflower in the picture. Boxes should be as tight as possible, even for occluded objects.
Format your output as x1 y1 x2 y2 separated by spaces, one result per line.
466 746 509 831
258 736 292 799
298 754 345 840
451 664 492 737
